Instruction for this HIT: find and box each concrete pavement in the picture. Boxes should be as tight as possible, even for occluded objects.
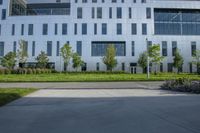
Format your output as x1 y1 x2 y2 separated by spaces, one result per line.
0 81 164 89
0 89 200 133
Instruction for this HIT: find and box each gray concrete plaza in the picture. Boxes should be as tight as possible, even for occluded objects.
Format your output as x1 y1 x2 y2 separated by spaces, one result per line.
0 87 200 133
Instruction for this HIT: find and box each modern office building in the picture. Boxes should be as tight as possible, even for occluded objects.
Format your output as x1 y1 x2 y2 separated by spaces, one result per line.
0 0 200 72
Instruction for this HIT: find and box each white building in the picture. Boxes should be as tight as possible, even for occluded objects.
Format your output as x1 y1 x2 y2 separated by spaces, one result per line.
0 0 200 73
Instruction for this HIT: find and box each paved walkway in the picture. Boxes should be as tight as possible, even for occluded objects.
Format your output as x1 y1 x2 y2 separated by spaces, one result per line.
0 88 200 133
0 81 164 89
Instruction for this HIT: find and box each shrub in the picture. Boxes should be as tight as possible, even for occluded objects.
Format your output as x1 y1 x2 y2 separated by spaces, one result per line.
27 68 33 74
161 78 200 94
36 68 41 74
4 69 11 74
0 69 5 75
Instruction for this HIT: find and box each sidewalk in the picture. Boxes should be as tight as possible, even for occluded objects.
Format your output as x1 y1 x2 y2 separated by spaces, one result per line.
0 82 164 89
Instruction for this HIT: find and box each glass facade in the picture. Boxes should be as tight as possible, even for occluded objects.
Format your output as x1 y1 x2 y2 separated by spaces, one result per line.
155 8 200 35
47 41 52 56
92 41 126 56
0 42 4 56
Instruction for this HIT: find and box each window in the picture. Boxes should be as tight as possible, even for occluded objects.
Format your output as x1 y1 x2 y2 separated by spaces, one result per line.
32 41 35 56
96 63 100 71
77 7 82 19
154 8 200 35
56 41 60 56
129 8 132 19
75 0 78 3
117 7 122 19
131 23 137 35
132 41 135 56
102 23 107 35
0 0 3 5
117 23 122 35
0 42 4 56
21 24 24 35
141 0 146 3
172 41 177 56
12 24 15 35
133 0 136 3
82 63 87 71
94 23 97 35
92 41 126 56
82 0 87 3
142 23 147 35
43 24 48 35
28 24 33 35
97 7 102 18
13 41 17 53
82 23 87 35
109 7 112 18
1 9 6 20
77 41 82 56
160 63 163 72
162 41 168 56
92 0 97 3
47 41 52 56
191 42 196 56
74 23 77 35
146 8 151 19
112 0 117 3
92 7 95 18
55 24 58 35
0 24 1 36
168 63 173 72
102 0 105 3
122 63 125 71
121 0 124 3
62 23 68 35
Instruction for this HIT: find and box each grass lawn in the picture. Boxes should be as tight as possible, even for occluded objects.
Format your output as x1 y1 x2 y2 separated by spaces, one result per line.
0 88 37 106
0 73 199 82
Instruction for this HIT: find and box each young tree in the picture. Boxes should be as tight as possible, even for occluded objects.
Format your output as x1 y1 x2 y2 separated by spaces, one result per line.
102 44 117 71
17 40 28 68
192 50 200 74
137 51 148 73
148 44 164 75
0 52 16 69
173 49 184 74
61 44 72 71
35 51 49 68
72 53 83 71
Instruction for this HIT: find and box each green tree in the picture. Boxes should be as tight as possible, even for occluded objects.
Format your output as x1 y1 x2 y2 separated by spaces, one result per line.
148 44 164 75
0 52 16 69
35 51 49 68
72 53 83 71
17 40 28 68
173 49 184 74
102 44 117 71
61 44 72 71
192 50 200 74
137 51 148 73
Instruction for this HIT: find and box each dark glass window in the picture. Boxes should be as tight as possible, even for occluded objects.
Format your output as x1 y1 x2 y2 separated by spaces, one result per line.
56 41 60 56
191 42 196 56
92 7 95 18
21 24 24 35
162 41 168 56
82 23 87 35
146 8 151 19
168 63 173 72
28 24 33 35
117 23 122 35
122 63 125 71
32 41 35 56
172 41 177 56
12 24 15 35
82 0 87 3
131 23 137 35
77 41 82 56
96 63 100 71
47 41 52 56
117 7 122 19
77 7 82 19
142 23 147 35
55 24 58 35
97 7 102 18
141 0 146 3
129 8 132 19
92 41 126 56
102 23 107 35
132 41 135 56
62 23 67 35
74 23 77 35
133 0 136 3
0 42 4 56
43 24 48 35
0 24 1 36
112 0 117 3
94 23 97 35
92 0 97 3
13 41 17 53
109 7 112 18
0 0 3 5
1 9 6 20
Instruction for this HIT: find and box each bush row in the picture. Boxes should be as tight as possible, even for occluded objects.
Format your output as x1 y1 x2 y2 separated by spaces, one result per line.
62 71 127 74
0 68 56 75
161 78 200 94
